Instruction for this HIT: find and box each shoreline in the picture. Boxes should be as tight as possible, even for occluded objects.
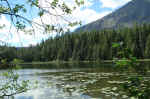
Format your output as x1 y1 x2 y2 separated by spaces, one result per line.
16 59 150 65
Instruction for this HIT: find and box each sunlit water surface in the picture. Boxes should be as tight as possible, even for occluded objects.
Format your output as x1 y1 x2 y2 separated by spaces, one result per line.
1 62 150 99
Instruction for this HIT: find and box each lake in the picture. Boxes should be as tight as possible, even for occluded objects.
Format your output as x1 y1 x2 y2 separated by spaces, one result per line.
1 62 150 99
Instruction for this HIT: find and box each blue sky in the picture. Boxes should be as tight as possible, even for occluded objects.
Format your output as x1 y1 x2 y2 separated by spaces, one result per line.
0 0 131 47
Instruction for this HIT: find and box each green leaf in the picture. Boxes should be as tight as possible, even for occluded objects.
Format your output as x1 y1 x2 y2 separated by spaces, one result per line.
38 10 44 17
3 72 9 77
45 25 55 32
112 43 120 48
75 0 84 6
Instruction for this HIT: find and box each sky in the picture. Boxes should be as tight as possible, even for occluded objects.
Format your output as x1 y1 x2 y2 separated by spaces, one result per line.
0 0 132 47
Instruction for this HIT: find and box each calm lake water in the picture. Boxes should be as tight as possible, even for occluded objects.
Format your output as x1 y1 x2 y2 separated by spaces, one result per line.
1 62 150 99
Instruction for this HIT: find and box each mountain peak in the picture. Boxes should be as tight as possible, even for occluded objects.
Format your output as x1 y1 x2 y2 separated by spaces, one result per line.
76 0 150 32
134 0 150 3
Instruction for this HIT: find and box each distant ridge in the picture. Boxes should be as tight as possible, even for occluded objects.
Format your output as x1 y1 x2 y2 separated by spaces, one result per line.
76 0 150 32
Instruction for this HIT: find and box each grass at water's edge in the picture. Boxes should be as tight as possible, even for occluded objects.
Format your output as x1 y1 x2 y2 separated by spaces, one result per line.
1 59 150 70
1 59 150 69
17 59 150 65
18 60 101 65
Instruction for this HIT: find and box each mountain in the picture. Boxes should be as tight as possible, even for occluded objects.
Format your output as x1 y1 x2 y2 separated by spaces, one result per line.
76 0 150 32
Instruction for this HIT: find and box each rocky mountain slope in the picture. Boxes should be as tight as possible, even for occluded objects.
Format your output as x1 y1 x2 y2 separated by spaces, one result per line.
76 0 150 31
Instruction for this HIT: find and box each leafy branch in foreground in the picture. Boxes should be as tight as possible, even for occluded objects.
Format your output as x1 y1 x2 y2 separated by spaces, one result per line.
0 0 84 35
113 42 150 99
0 59 30 98
0 70 29 97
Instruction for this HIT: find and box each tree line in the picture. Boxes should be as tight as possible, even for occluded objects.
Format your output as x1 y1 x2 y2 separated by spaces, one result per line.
1 24 150 62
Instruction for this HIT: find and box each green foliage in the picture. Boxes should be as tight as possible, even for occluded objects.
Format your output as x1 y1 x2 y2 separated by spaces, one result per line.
1 59 7 64
0 0 84 33
0 24 5 29
75 0 84 6
0 6 10 13
112 43 120 48
44 25 55 32
69 21 82 27
61 2 72 14
16 21 26 30
51 0 59 8
113 42 150 99
11 58 24 64
38 10 44 17
122 77 150 99
13 4 25 13
0 66 30 97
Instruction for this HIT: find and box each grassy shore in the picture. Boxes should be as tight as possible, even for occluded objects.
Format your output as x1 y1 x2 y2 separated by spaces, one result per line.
16 59 150 65
18 60 100 65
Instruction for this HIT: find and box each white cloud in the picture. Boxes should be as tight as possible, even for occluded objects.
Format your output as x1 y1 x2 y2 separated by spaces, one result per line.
68 8 111 31
0 15 19 43
0 0 115 46
37 0 111 31
72 8 111 24
100 0 131 9
37 0 96 24
0 15 50 47
39 0 94 9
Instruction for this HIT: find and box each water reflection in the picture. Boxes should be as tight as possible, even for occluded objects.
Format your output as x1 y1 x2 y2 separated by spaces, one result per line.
15 70 115 99
1 62 150 99
14 88 92 99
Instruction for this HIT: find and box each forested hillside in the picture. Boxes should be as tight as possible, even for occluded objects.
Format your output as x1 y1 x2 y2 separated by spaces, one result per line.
1 24 150 62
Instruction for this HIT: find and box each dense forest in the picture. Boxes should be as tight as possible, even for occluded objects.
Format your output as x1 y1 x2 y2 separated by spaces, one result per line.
1 24 150 62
